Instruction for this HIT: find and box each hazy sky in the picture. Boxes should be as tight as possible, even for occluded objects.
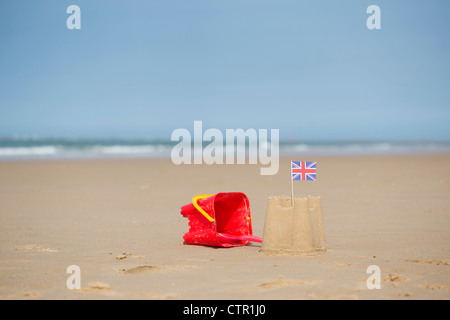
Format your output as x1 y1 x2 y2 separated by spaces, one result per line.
0 1 449 140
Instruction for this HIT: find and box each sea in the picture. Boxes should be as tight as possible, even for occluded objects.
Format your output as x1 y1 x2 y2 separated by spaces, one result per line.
0 137 449 161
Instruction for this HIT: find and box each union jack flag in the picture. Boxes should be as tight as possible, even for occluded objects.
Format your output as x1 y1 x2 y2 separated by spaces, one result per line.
291 161 317 181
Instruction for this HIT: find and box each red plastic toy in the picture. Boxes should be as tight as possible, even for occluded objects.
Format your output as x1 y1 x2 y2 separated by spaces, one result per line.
180 192 262 247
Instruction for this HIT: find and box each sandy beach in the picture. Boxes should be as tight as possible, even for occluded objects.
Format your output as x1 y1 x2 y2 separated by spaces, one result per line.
0 154 449 300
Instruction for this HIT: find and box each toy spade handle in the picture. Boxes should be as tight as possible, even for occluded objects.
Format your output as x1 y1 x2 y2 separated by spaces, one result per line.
192 194 215 223
217 233 262 243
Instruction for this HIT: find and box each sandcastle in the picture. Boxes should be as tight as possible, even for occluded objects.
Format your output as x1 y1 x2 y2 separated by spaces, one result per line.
261 195 326 255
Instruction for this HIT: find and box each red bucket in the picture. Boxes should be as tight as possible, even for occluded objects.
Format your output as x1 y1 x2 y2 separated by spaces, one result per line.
180 192 262 247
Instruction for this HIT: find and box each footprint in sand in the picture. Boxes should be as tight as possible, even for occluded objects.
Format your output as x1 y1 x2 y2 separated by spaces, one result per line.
114 252 145 261
117 265 195 275
382 273 407 288
244 278 321 292
2 291 41 299
421 283 450 291
396 292 413 297
383 274 407 282
78 281 177 299
332 262 352 268
14 245 58 252
79 281 119 297
405 259 450 266
308 293 359 300
118 265 161 274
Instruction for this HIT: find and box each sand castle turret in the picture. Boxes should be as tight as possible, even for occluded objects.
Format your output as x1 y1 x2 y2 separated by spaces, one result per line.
261 195 326 255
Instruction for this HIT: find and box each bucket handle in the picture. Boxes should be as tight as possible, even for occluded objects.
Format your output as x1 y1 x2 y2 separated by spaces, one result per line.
192 194 215 223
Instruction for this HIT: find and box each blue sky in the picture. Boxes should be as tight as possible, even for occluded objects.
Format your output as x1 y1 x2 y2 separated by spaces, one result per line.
0 0 449 140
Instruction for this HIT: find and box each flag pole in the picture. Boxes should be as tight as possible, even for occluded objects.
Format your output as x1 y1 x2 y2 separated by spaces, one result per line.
291 160 295 208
